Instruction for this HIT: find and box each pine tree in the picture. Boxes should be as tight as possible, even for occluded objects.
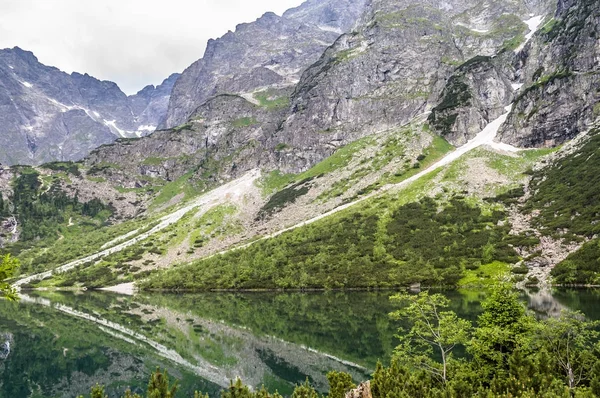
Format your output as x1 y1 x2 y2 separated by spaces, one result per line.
327 371 355 398
291 379 319 398
0 254 19 301
147 368 178 398
221 379 253 398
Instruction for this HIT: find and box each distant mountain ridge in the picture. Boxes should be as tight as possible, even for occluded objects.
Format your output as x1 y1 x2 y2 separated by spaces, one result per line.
0 47 179 165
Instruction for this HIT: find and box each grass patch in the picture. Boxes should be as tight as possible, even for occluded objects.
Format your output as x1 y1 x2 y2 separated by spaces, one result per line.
459 261 510 287
142 157 167 166
258 137 373 195
231 117 258 128
151 172 204 210
254 90 289 109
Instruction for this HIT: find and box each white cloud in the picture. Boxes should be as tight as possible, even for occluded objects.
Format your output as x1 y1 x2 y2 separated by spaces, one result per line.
0 0 304 94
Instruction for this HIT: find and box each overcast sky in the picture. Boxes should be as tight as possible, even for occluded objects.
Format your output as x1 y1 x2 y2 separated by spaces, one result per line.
0 0 304 94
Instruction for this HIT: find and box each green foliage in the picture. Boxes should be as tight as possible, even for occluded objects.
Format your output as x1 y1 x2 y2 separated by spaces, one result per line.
222 379 285 398
137 290 396 370
502 34 525 50
459 261 510 287
231 117 258 128
428 76 472 136
274 143 291 151
222 379 253 398
300 138 371 181
469 284 535 377
526 131 600 240
259 137 372 195
9 170 112 242
253 91 290 109
0 194 6 217
516 70 574 103
368 285 600 397
91 384 109 398
83 373 315 398
142 196 517 291
142 157 168 166
147 368 178 398
326 372 355 398
539 311 600 390
42 161 82 176
31 288 600 397
552 239 600 285
291 379 320 398
0 254 19 301
152 172 204 209
390 292 471 384
257 178 313 219
258 170 297 195
172 123 194 133
457 56 492 72
376 136 454 188
541 18 561 40
10 215 154 277
87 162 121 175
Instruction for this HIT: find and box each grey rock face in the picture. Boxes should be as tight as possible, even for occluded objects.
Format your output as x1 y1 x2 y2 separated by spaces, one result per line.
162 0 367 129
271 0 550 171
90 0 561 187
86 91 289 188
428 54 515 146
498 0 600 147
129 73 180 131
0 47 179 165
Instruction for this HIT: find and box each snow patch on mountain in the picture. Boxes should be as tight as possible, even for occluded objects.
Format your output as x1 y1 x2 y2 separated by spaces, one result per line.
515 15 544 52
137 125 156 132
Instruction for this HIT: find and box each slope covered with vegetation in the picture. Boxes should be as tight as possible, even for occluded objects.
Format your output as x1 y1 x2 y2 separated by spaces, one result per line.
142 192 518 291
516 129 600 285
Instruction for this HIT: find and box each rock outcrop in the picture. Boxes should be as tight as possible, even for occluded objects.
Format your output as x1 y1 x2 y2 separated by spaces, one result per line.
498 0 600 146
428 54 515 145
272 0 553 171
346 381 372 398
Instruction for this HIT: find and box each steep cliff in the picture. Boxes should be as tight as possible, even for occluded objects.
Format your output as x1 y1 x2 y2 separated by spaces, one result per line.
498 0 600 146
162 0 367 129
272 0 553 172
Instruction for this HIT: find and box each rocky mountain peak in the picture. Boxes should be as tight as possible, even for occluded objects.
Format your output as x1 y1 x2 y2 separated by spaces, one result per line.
0 47 178 165
161 0 368 129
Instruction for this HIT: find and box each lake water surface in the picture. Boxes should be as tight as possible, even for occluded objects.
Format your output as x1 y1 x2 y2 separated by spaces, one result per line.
0 289 598 397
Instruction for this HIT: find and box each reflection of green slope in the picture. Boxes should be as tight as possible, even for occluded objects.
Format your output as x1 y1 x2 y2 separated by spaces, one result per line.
7 289 585 396
143 292 398 370
0 299 220 398
257 348 312 395
548 289 600 320
26 291 373 393
29 291 489 373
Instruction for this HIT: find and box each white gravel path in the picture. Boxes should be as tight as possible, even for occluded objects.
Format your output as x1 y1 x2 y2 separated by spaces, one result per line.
13 170 262 289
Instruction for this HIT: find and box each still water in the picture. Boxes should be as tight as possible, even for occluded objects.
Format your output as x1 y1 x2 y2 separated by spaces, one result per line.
0 289 597 397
